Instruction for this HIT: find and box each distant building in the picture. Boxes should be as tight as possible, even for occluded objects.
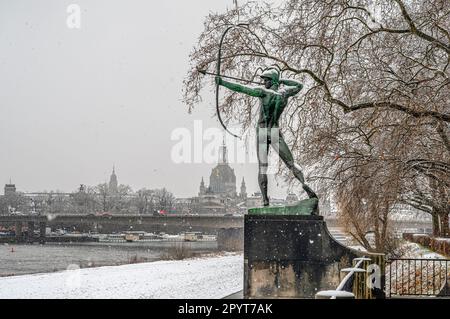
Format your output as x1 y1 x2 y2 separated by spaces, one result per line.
174 198 192 214
246 192 263 209
4 183 16 196
207 141 237 197
390 203 431 221
286 193 299 205
187 141 299 213
240 178 247 200
191 141 247 214
109 166 118 193
246 191 286 209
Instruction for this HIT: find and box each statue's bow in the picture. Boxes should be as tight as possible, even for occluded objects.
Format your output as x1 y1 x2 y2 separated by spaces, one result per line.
215 23 267 139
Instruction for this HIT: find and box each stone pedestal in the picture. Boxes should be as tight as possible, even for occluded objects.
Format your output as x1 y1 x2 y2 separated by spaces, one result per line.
244 214 366 298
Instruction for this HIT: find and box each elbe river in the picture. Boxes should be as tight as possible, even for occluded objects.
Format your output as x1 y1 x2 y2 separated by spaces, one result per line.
0 241 217 276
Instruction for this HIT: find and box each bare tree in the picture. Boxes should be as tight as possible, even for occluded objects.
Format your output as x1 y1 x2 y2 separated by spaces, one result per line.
337 161 403 253
114 184 133 213
95 183 110 212
134 188 155 214
71 185 98 214
0 193 28 214
154 188 175 212
184 0 449 244
95 183 133 213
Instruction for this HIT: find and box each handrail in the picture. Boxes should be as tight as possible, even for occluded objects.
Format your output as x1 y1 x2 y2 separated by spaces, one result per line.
331 258 366 298
316 256 372 299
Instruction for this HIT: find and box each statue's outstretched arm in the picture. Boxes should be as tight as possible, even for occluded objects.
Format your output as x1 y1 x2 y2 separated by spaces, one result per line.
280 78 303 97
217 77 265 98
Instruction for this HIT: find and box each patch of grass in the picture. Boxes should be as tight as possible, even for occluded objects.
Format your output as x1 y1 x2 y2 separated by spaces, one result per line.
128 254 148 264
162 243 194 260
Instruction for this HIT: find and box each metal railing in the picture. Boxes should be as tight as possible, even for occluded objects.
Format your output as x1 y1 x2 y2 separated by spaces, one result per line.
315 256 375 299
387 258 450 297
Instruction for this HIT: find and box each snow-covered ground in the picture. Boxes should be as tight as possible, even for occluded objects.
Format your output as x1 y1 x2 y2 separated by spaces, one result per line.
0 253 243 299
400 242 447 259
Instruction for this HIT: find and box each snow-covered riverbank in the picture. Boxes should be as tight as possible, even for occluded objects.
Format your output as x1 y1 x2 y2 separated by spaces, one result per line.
0 253 243 299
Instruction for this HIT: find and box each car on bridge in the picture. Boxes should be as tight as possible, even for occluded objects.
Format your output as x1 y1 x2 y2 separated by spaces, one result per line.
152 210 167 216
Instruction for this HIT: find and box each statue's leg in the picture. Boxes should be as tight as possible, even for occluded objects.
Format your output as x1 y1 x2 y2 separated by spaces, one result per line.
271 130 318 199
257 127 270 206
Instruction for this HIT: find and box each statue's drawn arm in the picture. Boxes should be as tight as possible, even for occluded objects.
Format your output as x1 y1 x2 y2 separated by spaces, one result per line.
280 78 303 97
218 78 265 98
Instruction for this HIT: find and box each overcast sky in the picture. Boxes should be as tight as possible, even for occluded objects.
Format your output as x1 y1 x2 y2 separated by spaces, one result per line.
0 0 292 198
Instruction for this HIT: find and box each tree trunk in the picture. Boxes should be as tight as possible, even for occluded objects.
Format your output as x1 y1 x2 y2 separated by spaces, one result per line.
380 205 390 253
431 212 441 237
374 208 381 251
439 212 449 238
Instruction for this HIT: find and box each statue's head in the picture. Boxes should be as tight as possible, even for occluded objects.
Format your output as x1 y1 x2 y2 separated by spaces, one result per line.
260 67 280 89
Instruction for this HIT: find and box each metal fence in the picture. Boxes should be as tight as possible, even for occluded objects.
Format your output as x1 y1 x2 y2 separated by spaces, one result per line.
387 258 450 297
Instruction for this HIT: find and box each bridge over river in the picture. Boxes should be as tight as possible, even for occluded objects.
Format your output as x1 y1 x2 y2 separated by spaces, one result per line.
0 214 431 250
0 214 244 250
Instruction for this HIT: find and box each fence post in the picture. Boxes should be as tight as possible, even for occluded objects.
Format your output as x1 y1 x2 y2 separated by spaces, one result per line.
352 257 371 299
366 254 386 299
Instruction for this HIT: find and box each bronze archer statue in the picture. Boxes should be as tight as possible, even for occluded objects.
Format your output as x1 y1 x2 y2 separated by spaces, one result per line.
215 67 318 207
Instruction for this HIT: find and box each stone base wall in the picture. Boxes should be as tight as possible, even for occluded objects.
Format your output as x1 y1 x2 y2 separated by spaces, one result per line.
244 215 384 298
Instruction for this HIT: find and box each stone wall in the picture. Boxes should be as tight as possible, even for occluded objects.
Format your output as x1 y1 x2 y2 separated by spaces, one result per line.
244 215 385 298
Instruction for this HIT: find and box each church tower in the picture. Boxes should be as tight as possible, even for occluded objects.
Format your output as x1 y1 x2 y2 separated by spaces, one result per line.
240 177 247 199
218 138 228 164
209 140 236 196
109 165 118 194
4 178 16 196
199 177 206 196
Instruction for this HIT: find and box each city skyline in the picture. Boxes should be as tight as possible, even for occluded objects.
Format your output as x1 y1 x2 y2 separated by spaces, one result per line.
0 0 291 199
3 160 292 200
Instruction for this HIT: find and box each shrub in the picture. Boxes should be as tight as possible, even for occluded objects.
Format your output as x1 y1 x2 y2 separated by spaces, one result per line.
163 243 193 260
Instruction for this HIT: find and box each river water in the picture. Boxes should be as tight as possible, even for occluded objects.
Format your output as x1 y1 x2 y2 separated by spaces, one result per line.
0 241 217 276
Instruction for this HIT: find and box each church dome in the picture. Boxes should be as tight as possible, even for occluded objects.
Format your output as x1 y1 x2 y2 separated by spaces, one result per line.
208 141 237 196
209 163 236 195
